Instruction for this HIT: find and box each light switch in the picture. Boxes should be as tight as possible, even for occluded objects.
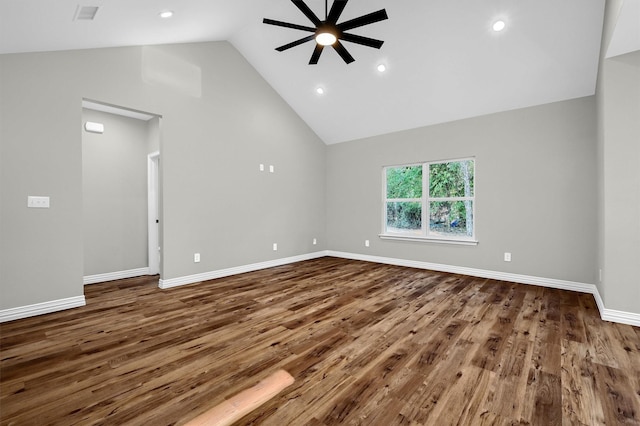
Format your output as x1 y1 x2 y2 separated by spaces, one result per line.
28 196 50 208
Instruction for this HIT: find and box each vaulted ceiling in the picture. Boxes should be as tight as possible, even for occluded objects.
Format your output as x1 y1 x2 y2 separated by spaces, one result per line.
1 0 636 144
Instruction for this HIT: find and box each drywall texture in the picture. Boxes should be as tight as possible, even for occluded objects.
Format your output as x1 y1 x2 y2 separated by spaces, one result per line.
0 41 326 310
599 50 640 314
327 97 598 284
82 109 150 276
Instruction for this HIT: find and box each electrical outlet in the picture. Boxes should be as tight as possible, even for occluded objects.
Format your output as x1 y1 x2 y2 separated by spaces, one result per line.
313 238 317 245
273 243 278 251
194 253 200 263
269 165 275 173
259 164 264 171
504 252 511 262
365 240 370 247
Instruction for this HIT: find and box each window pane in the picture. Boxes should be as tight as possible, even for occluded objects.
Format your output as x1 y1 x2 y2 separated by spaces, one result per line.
429 201 473 237
386 166 422 199
386 202 422 234
429 160 474 198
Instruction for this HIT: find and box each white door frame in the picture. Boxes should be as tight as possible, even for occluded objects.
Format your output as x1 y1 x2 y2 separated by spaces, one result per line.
148 151 160 276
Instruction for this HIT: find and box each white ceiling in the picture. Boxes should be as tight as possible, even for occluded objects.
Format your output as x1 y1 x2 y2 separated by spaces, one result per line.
1 0 632 145
606 0 640 58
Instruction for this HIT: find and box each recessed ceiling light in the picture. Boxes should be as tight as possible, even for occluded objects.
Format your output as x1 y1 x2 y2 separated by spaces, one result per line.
492 20 506 32
377 64 387 73
316 87 325 95
159 10 174 19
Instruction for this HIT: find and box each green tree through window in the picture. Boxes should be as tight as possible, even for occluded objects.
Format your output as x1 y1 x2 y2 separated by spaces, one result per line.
384 159 475 241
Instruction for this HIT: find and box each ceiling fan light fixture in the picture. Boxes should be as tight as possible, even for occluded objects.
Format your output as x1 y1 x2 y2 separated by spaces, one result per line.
315 30 337 46
263 0 389 64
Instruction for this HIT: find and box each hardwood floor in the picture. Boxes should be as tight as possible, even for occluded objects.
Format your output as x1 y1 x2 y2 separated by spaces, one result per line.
1 257 639 425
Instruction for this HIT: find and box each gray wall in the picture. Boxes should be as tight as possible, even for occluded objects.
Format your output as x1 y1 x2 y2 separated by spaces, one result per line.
1 51 84 308
597 50 640 314
0 41 326 310
1 37 636 318
82 109 150 276
595 0 640 316
327 97 598 284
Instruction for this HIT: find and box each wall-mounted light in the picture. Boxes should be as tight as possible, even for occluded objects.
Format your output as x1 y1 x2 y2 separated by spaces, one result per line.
84 121 104 134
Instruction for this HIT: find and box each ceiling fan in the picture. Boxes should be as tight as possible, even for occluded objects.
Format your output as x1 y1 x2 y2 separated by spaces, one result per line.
263 0 389 65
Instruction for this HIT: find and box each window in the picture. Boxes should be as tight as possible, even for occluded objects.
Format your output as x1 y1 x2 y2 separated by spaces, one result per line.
382 158 476 244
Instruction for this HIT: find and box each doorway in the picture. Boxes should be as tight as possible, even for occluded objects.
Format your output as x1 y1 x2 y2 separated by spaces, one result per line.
82 99 162 284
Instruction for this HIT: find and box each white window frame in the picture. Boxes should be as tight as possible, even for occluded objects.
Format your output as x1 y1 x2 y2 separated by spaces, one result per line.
380 157 478 245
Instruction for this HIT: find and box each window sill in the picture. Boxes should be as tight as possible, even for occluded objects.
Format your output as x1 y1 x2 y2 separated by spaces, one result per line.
379 234 479 246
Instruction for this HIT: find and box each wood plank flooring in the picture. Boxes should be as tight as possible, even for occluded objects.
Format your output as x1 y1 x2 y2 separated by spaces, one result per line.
1 257 639 425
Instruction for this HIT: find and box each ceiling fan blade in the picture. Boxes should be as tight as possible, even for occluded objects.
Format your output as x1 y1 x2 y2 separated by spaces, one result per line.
292 0 322 26
340 32 384 49
276 35 316 52
309 44 324 65
338 9 388 32
333 41 355 64
327 0 348 24
263 18 316 33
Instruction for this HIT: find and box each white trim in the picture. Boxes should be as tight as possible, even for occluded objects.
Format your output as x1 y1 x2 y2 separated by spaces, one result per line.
83 267 150 285
379 234 479 246
592 287 606 315
158 251 328 289
148 152 160 276
0 296 86 323
600 307 640 327
4 253 638 327
327 250 596 293
82 99 158 121
159 250 640 326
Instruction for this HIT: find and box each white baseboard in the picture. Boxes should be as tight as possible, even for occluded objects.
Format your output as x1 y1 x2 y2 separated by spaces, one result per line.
600 307 640 327
591 285 606 314
5 252 638 327
328 250 597 293
84 267 150 285
0 296 86 323
327 251 640 327
158 251 328 289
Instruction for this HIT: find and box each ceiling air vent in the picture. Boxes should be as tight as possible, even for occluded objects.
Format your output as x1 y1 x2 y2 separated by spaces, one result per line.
74 5 99 21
